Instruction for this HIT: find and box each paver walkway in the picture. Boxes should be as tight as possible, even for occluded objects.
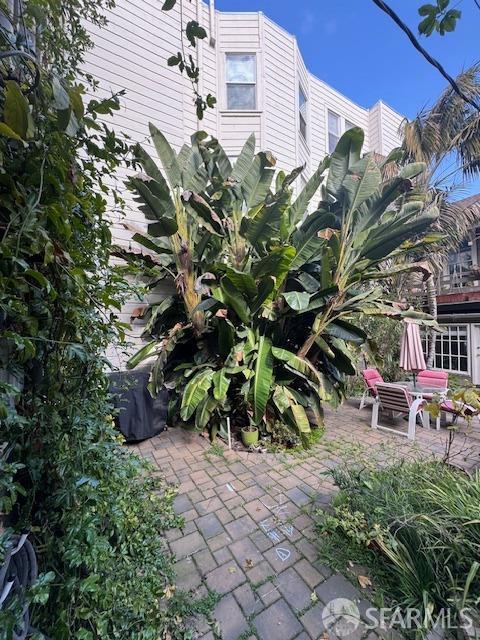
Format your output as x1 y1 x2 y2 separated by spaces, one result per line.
133 399 480 640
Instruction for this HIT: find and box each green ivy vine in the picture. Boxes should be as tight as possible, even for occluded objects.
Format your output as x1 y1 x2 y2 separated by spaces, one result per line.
0 2 207 637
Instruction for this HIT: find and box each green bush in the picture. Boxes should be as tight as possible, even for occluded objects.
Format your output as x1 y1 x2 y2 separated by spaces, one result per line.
344 315 404 397
124 127 439 445
318 459 480 635
0 2 212 637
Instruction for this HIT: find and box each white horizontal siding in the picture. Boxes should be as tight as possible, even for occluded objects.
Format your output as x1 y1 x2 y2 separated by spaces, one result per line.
217 12 260 49
380 101 404 155
309 78 327 171
262 16 296 173
219 112 261 155
83 0 406 368
368 102 382 155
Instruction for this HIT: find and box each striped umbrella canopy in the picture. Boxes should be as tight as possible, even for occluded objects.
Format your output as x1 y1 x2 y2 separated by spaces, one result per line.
400 320 426 381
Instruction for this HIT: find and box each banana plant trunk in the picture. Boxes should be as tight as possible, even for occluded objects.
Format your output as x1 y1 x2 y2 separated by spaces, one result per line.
425 274 438 368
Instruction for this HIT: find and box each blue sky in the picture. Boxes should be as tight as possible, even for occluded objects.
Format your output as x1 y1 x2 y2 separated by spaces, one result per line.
216 0 480 195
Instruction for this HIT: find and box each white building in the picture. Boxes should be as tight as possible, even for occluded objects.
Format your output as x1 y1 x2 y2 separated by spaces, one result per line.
84 0 404 249
83 0 405 366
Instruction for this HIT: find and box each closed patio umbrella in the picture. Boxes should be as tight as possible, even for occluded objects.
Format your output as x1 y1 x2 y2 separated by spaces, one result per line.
400 319 426 387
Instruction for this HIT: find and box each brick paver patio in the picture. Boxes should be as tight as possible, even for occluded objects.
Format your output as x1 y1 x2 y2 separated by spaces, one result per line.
133 399 480 640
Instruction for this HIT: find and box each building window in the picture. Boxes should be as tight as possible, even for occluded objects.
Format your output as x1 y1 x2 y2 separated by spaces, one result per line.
328 111 341 153
226 54 256 110
299 85 307 140
423 325 470 374
345 119 356 131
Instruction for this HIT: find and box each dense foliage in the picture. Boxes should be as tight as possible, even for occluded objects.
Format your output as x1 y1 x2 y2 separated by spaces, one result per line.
318 458 480 636
124 126 439 445
0 3 203 638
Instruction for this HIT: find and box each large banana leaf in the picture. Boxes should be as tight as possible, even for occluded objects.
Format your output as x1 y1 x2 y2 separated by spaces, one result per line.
231 133 255 182
128 177 175 222
288 159 328 228
252 336 273 425
271 347 325 396
242 153 275 209
343 155 381 215
133 144 172 198
180 368 214 421
282 291 310 311
361 208 438 260
182 191 224 235
327 127 363 198
127 340 161 369
290 231 324 269
224 267 257 300
243 203 282 247
149 123 181 188
217 277 250 323
212 369 230 400
252 246 296 285
195 396 218 429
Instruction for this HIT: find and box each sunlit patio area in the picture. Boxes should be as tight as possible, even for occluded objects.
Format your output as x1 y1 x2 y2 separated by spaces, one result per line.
133 401 480 640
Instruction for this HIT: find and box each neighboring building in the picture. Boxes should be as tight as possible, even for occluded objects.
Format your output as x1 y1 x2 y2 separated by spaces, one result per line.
82 0 404 366
423 195 480 385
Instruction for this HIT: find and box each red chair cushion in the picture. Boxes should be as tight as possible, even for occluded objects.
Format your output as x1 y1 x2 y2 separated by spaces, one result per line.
362 368 383 394
440 400 479 416
417 370 448 388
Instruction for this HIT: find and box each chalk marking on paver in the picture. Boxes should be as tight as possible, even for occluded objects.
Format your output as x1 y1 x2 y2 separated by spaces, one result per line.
276 547 291 562
260 518 283 543
259 518 271 531
267 529 282 543
280 523 294 537
259 499 289 516
259 583 280 601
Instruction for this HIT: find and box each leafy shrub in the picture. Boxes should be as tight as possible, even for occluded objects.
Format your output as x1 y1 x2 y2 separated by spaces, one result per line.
0 2 207 637
318 458 480 635
344 315 404 397
124 127 439 445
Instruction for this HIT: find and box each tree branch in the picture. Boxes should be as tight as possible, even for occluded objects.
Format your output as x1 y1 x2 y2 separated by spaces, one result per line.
371 0 480 113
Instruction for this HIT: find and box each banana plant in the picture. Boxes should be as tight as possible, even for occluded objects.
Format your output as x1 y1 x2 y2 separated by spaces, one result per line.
122 125 439 445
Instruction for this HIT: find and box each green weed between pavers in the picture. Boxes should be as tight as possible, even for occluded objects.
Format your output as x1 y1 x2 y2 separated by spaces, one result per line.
315 454 480 636
167 588 220 639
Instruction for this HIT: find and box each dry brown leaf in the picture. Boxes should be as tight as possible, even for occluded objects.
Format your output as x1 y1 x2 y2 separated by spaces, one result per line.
163 584 176 599
358 575 372 589
244 558 254 570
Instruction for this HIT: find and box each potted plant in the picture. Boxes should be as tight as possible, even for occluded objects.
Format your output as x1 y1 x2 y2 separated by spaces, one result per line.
241 424 259 447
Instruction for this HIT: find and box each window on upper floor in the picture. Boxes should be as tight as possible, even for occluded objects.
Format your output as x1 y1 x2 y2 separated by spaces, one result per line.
328 111 341 153
345 119 356 131
226 54 256 110
299 85 307 140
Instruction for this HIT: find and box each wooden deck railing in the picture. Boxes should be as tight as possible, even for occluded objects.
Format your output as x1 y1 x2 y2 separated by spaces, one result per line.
436 267 480 293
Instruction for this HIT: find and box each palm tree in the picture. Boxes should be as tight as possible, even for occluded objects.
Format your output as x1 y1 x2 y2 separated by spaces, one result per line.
398 64 480 365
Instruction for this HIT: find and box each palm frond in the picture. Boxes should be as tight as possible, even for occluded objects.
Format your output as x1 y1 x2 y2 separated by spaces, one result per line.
404 65 480 182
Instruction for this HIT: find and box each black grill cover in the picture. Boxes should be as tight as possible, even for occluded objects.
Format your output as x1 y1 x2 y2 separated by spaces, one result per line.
108 370 167 442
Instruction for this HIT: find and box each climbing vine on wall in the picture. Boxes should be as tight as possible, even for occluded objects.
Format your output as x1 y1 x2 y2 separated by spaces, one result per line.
0 2 210 637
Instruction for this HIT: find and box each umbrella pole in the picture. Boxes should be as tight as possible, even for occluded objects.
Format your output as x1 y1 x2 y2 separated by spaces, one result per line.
412 372 417 389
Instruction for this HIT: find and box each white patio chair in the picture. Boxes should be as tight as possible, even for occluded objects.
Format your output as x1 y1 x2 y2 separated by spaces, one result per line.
371 383 427 441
